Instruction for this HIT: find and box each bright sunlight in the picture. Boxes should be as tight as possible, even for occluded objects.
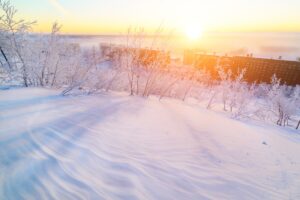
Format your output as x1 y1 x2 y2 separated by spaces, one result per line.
184 24 203 40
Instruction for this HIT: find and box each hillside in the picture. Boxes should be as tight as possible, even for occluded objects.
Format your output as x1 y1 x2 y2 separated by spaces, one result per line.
0 88 300 200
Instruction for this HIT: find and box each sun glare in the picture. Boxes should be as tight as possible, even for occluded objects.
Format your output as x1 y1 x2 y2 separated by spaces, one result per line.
185 24 203 40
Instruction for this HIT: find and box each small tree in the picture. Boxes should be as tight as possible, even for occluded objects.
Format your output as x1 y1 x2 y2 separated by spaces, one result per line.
0 0 35 86
227 68 246 113
217 66 232 111
267 75 298 126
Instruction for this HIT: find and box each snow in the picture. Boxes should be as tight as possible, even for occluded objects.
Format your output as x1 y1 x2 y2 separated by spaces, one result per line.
0 88 300 200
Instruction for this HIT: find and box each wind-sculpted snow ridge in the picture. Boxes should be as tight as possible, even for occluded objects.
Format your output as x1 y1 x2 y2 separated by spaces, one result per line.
0 88 300 200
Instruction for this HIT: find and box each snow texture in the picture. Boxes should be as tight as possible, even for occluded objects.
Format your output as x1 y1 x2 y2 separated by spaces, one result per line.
0 88 300 200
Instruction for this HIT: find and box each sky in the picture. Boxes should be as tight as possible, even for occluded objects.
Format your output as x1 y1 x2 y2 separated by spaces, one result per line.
12 0 300 34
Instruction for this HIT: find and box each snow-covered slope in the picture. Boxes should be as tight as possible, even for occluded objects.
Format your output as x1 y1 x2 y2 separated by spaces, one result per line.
0 88 300 200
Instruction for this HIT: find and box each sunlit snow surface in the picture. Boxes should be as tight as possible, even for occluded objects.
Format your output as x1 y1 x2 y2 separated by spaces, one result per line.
0 88 300 200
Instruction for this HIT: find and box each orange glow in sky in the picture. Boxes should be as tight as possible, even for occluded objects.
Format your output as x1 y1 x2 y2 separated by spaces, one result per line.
13 0 300 34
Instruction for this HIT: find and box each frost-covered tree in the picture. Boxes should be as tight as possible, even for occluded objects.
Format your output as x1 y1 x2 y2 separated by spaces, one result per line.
266 75 298 126
0 0 35 86
290 85 300 129
226 69 255 118
231 83 256 119
26 22 68 87
103 26 173 97
216 66 233 111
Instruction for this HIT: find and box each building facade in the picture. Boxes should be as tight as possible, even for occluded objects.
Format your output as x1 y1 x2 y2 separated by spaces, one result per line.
183 50 300 85
100 43 170 67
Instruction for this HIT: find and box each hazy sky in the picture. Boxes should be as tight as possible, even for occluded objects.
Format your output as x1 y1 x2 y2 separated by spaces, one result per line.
13 0 300 34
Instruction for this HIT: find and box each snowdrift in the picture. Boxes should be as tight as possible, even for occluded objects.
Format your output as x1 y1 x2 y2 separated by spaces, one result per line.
0 88 300 199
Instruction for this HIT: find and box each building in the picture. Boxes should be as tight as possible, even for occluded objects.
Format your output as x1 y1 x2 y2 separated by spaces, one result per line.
183 50 300 85
100 43 170 67
232 56 300 85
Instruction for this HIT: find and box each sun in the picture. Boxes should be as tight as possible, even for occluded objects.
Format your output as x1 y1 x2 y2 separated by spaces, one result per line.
185 24 203 40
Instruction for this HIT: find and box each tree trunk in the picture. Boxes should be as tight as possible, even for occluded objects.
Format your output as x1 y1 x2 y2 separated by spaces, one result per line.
296 120 300 130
